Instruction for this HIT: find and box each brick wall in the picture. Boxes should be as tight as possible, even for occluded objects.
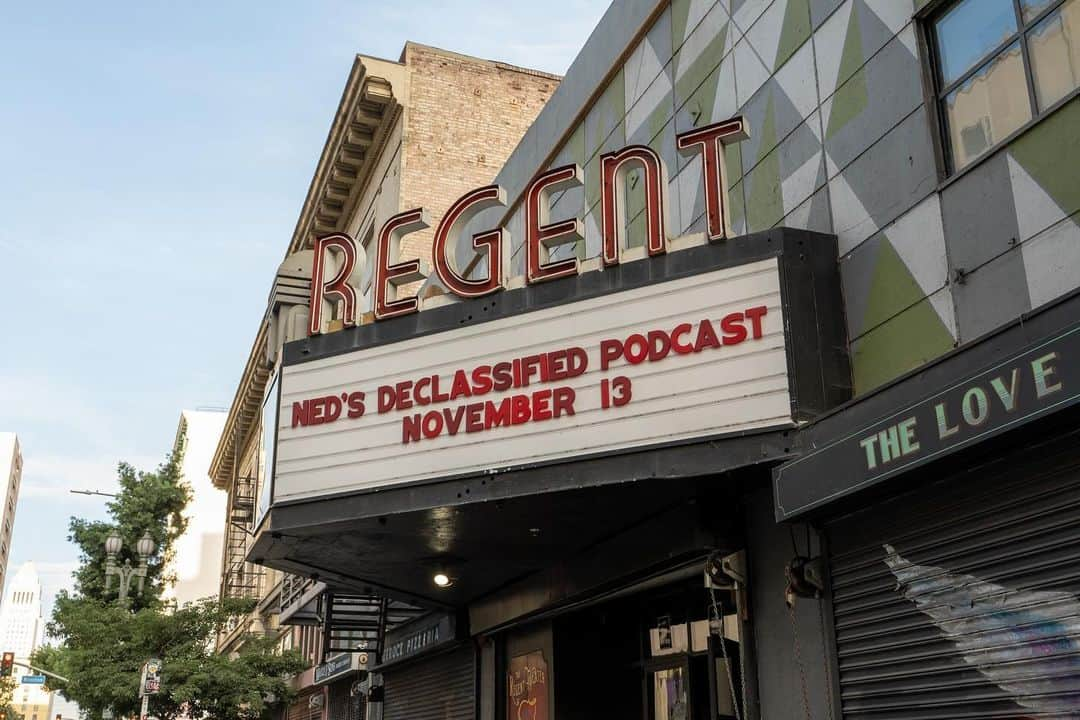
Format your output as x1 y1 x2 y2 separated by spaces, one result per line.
399 44 557 278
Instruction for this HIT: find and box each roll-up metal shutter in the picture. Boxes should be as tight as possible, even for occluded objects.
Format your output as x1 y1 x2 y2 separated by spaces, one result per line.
382 645 475 720
287 691 325 720
327 677 364 720
826 439 1080 718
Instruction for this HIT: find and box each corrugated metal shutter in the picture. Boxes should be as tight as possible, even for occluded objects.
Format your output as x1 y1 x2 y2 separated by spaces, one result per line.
287 691 325 720
827 440 1080 718
382 645 475 720
327 677 364 720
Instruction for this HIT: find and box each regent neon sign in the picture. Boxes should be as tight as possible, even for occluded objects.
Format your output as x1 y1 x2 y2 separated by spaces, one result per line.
308 117 748 336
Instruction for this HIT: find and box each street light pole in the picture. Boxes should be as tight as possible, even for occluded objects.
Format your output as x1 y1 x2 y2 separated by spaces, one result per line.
102 533 160 719
103 530 156 608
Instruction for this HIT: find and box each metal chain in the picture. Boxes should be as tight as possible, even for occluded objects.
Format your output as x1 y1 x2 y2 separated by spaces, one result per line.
787 596 814 720
710 588 742 720
818 597 836 720
739 605 749 720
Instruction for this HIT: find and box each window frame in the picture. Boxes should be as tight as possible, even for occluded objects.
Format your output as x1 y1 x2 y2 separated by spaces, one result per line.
920 0 1078 178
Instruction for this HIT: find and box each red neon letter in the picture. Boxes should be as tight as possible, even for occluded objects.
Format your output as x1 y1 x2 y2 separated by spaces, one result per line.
525 164 584 284
374 208 430 321
309 232 360 336
676 116 749 242
600 145 670 267
432 185 506 298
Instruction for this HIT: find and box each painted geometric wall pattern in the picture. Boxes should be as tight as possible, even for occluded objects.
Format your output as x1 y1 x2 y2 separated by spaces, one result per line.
502 0 1080 395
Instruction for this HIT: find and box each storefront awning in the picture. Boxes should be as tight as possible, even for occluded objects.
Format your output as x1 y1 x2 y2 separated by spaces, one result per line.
250 429 790 609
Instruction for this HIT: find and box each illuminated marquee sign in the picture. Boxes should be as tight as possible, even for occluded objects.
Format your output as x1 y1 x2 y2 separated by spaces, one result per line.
274 257 794 503
307 117 748 335
291 307 769 445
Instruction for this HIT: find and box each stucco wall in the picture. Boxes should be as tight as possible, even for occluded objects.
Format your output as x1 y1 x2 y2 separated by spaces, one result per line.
168 409 227 607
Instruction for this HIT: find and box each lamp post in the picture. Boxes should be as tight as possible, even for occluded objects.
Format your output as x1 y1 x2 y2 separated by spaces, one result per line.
103 530 156 608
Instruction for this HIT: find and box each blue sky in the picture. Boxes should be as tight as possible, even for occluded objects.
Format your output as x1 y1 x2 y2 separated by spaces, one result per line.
0 0 607 613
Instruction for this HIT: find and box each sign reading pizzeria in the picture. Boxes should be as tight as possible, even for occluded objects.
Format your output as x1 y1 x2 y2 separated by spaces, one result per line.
508 651 548 720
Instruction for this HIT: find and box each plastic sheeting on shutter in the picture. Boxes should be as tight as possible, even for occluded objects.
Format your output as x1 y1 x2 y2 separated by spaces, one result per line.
826 437 1080 718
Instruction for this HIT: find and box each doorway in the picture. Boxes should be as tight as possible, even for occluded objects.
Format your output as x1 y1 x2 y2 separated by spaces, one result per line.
553 576 743 720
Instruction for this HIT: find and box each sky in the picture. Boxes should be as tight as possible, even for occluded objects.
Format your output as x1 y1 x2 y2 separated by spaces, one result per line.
0 0 609 616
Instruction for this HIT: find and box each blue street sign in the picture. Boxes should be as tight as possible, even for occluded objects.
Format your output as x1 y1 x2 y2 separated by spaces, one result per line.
21 675 46 684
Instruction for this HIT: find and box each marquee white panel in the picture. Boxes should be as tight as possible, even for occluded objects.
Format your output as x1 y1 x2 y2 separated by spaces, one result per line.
274 258 792 502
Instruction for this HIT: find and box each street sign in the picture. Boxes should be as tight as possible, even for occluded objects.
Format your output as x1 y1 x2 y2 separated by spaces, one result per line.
139 658 162 697
21 675 46 685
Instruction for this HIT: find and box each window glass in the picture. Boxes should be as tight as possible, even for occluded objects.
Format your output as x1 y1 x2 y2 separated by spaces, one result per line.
651 667 688 720
1021 0 1058 22
944 41 1032 170
935 0 1018 85
1029 0 1080 109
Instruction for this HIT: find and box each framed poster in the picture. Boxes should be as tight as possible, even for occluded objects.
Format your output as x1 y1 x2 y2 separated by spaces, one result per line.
507 651 548 720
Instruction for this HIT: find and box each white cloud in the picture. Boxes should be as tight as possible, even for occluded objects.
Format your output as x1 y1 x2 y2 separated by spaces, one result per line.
19 455 138 500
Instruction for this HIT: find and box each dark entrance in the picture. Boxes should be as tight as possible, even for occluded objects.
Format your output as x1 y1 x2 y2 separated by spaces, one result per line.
553 576 743 720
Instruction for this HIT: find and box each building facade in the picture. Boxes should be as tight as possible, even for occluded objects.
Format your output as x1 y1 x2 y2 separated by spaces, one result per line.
164 409 228 608
47 692 82 720
235 0 1080 718
209 43 557 720
0 563 50 720
0 434 22 591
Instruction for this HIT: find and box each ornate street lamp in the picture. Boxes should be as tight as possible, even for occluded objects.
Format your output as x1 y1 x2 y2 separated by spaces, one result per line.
103 530 156 607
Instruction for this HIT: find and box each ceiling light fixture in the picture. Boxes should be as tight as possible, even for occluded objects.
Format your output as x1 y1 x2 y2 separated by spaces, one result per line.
433 572 454 588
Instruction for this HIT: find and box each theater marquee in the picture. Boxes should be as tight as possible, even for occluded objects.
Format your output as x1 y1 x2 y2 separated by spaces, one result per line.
273 256 802 503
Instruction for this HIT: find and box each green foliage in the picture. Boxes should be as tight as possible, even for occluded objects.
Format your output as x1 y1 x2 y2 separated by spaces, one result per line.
34 435 307 720
68 446 189 611
0 675 16 717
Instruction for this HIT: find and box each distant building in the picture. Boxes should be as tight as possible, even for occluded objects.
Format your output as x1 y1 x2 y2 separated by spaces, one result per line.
164 410 227 608
47 692 81 720
0 434 22 591
0 563 49 720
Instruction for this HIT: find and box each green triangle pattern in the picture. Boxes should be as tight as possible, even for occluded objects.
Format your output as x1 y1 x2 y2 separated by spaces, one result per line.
728 179 746 232
825 3 868 139
775 0 812 71
834 0 865 92
725 140 743 188
565 123 585 166
671 0 692 52
1010 97 1080 218
587 70 626 159
675 22 729 108
861 235 927 333
825 66 868 140
852 296 954 393
746 90 784 230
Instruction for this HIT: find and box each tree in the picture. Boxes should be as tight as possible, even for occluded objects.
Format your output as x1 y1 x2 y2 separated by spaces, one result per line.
0 675 16 719
32 439 307 720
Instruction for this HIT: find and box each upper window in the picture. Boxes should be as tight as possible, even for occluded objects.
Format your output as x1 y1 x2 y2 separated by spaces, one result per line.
929 0 1080 172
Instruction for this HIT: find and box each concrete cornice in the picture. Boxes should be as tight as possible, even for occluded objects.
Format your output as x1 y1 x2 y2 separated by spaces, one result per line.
210 56 405 490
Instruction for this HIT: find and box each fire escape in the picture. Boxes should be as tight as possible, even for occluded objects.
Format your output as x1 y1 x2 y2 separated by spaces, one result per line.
279 574 425 663
222 474 265 600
